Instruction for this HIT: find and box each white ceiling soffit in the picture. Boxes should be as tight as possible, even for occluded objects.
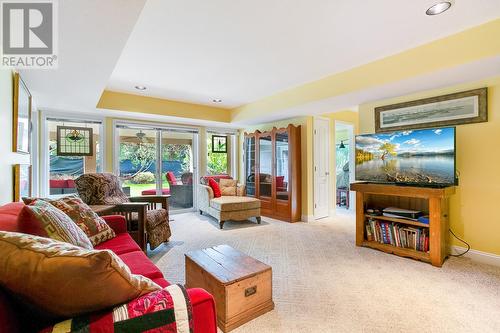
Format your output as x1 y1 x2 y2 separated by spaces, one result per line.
232 55 500 125
19 0 146 113
108 0 500 108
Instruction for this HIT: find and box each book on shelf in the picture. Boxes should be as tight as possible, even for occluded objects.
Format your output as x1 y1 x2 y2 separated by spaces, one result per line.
366 218 429 252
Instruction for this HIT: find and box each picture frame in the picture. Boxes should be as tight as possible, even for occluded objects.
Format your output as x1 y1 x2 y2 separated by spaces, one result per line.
13 164 32 202
56 126 94 156
12 72 32 154
375 88 487 132
212 135 228 153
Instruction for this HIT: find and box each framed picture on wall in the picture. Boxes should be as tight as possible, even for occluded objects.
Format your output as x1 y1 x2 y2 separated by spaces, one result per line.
13 72 32 154
375 88 487 132
13 164 32 202
212 135 228 153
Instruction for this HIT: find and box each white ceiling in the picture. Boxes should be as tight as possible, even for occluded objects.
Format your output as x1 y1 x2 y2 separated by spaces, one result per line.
19 0 146 113
107 0 500 108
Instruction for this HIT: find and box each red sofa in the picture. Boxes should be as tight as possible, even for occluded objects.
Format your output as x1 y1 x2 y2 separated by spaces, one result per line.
0 202 217 333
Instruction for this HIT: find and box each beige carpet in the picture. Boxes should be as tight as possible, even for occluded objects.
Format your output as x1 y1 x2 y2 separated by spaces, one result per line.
150 210 500 333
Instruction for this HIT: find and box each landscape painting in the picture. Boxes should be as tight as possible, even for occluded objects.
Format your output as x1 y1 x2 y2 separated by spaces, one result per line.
374 88 487 132
355 127 455 185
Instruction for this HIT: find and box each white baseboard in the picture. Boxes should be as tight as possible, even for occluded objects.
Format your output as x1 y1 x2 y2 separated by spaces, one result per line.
301 214 315 222
449 245 500 267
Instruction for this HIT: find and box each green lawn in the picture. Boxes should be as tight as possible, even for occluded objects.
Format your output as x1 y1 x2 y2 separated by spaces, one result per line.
123 181 170 197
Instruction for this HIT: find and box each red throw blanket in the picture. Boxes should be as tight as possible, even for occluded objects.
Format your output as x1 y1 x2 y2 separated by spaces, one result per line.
40 285 193 333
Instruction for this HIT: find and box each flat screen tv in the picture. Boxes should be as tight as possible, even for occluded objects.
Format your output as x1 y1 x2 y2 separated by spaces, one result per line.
355 127 457 187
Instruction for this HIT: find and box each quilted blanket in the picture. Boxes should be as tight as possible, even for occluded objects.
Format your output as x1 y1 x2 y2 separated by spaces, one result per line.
40 285 193 333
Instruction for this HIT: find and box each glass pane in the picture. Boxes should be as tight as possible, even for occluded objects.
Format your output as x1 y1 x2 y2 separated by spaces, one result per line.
118 127 157 197
259 135 272 197
48 120 101 196
275 132 289 200
207 133 229 175
245 136 256 196
162 131 194 210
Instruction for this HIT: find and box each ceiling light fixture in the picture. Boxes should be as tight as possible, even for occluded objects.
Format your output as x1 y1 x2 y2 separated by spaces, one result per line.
426 1 452 15
134 85 147 91
212 98 222 103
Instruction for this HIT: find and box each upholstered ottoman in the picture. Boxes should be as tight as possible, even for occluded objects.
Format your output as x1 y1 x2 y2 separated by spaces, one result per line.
199 183 261 229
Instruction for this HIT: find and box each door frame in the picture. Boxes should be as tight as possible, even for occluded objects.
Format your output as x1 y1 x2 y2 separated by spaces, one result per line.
334 120 355 211
313 116 331 220
112 119 200 214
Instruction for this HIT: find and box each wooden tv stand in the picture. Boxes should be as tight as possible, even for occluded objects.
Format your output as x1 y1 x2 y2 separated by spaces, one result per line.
350 182 455 267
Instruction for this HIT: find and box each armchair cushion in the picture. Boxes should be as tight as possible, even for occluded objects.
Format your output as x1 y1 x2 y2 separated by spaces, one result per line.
0 232 160 318
166 171 178 185
210 196 261 212
219 178 237 196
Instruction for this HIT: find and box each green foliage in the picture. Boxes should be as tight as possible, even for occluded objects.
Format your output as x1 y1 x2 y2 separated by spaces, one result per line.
132 171 155 184
119 143 156 174
207 137 228 174
162 144 192 171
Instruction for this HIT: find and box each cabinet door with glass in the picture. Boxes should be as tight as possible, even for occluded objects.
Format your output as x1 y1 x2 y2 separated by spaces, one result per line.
275 129 290 201
244 134 256 197
256 131 273 216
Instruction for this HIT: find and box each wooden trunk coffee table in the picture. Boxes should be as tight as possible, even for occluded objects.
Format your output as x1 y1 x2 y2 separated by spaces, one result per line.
185 245 274 332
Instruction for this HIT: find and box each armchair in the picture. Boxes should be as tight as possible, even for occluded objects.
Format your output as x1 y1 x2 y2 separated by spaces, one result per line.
166 171 194 208
198 176 261 229
75 173 171 251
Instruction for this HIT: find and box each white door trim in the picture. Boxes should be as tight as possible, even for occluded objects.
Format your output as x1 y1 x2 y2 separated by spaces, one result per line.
335 120 355 211
313 116 331 220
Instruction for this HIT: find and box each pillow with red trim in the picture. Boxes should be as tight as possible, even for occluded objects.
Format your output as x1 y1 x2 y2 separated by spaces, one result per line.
17 200 93 249
208 178 221 198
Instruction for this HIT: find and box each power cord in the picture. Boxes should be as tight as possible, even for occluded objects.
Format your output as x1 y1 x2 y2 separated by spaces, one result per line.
448 228 470 257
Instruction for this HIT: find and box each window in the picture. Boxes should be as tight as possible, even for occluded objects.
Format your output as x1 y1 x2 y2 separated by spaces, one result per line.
43 116 103 197
207 131 236 176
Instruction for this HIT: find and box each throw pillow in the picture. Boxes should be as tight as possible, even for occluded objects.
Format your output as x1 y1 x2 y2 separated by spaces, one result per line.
49 196 116 246
219 178 237 196
276 176 285 189
208 178 221 198
0 231 161 318
17 200 93 250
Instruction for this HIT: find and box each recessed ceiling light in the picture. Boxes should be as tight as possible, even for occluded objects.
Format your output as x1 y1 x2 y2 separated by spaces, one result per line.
426 1 452 15
134 85 147 91
212 98 222 103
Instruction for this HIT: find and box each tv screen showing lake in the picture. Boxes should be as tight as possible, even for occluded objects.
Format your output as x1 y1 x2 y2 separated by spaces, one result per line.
355 127 456 185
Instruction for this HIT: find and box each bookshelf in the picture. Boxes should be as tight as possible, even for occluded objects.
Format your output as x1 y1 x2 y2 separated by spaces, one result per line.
351 182 456 267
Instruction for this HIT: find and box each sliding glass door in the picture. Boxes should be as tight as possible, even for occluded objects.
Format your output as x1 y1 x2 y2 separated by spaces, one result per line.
161 130 195 209
117 126 158 197
116 123 198 211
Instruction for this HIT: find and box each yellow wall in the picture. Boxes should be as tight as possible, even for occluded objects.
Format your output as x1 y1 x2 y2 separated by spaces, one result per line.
358 76 500 256
0 70 31 204
231 19 500 123
239 116 314 218
98 90 232 123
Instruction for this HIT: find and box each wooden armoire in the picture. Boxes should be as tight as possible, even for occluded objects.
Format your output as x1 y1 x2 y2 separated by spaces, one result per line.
243 124 301 222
